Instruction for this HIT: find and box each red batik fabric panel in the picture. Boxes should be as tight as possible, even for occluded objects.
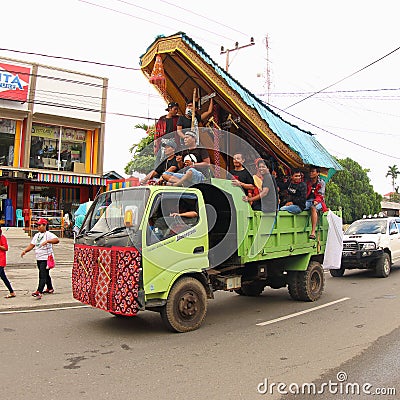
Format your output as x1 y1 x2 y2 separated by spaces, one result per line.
72 244 98 305
109 247 141 316
94 248 112 311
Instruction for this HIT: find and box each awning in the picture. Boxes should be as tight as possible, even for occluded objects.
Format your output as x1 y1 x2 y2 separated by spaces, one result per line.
37 172 106 185
0 166 105 186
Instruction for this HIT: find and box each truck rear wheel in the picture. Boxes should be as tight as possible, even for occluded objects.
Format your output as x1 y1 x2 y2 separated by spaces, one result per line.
160 277 207 332
287 271 301 300
293 261 325 302
375 253 391 278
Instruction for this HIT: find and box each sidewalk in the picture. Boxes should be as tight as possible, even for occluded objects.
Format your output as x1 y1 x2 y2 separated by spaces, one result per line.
0 236 80 312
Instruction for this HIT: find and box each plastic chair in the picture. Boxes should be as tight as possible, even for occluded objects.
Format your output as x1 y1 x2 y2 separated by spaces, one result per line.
16 209 24 227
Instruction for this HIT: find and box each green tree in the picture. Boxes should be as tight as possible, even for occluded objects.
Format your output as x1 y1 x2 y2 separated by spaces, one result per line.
125 124 155 175
325 157 382 224
386 164 399 196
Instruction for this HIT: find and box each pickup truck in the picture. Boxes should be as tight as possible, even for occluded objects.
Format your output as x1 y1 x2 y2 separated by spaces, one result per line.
332 216 400 278
72 179 333 332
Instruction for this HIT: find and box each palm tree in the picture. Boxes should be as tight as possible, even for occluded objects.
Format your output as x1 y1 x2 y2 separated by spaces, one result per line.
386 165 399 193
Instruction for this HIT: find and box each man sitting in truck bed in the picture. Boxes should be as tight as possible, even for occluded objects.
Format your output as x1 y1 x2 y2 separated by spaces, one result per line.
162 131 210 187
140 139 179 185
279 169 307 214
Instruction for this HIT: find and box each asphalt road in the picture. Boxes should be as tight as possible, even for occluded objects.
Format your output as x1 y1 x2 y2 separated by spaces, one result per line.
1 266 400 400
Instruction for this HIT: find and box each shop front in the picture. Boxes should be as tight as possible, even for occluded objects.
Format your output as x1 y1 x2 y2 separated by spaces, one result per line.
29 123 91 173
0 167 105 229
0 57 108 230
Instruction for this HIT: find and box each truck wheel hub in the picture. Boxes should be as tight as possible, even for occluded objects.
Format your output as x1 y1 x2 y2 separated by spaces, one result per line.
178 292 198 317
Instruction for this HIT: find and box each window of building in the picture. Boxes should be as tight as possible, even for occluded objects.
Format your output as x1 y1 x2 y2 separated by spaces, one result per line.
29 124 86 172
0 119 16 166
30 184 81 213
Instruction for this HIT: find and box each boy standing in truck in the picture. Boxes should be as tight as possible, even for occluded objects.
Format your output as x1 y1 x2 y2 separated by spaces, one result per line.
305 166 328 239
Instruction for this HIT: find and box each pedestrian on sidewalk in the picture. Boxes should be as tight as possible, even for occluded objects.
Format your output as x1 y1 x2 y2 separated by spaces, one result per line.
0 227 16 298
20 218 59 300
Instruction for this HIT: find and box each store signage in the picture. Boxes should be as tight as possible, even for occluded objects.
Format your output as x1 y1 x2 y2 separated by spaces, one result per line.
32 124 86 142
0 62 31 102
25 171 38 179
0 169 36 179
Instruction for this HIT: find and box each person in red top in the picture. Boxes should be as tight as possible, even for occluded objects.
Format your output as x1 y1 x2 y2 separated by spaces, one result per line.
154 102 180 166
0 227 16 298
305 165 328 239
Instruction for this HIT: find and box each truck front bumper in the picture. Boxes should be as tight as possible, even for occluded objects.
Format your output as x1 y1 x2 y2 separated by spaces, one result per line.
341 248 384 269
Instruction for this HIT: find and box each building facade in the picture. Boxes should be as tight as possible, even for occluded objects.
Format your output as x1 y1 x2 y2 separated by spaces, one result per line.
0 57 107 227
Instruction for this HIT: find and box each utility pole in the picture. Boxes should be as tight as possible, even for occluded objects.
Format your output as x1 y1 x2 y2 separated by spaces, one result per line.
265 34 271 103
220 38 255 72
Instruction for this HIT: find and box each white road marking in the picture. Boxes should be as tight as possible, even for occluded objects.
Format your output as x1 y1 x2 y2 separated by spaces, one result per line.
256 297 350 326
0 305 90 315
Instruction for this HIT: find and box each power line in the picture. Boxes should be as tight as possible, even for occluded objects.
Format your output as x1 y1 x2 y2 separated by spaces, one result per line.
284 44 400 109
113 0 235 42
159 0 248 38
0 59 164 102
0 47 140 71
78 0 220 47
323 125 399 137
262 87 400 95
266 101 400 160
0 95 159 121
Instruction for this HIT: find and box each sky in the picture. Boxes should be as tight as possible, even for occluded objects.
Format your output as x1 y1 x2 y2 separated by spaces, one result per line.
3 0 399 195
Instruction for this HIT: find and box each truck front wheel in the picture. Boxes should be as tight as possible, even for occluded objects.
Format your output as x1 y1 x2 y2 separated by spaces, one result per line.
296 261 325 302
161 277 207 332
375 253 391 278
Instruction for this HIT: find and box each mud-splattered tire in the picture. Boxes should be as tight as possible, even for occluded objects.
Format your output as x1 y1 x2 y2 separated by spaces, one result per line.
375 253 391 278
287 271 301 300
296 261 325 302
160 277 207 332
330 267 345 277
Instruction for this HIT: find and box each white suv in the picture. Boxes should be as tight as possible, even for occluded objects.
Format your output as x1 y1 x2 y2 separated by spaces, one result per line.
331 216 400 278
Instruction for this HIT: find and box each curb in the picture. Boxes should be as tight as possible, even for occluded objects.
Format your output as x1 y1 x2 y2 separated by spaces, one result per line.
8 262 73 269
0 302 86 313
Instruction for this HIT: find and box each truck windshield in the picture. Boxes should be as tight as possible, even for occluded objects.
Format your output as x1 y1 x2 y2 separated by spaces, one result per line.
346 219 387 235
83 188 149 234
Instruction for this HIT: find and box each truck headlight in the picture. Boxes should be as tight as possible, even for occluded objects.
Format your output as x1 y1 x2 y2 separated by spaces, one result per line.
362 243 376 250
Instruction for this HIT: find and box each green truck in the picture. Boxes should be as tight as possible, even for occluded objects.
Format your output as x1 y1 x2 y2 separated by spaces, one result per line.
72 178 330 332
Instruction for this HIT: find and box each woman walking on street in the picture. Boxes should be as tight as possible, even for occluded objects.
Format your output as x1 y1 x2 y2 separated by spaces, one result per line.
0 227 16 298
20 218 59 300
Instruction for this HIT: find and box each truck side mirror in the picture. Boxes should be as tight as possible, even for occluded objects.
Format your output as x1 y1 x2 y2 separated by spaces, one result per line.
390 229 398 235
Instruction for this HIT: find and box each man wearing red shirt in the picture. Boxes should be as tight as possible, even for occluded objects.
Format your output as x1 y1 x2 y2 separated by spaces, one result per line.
154 102 180 165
